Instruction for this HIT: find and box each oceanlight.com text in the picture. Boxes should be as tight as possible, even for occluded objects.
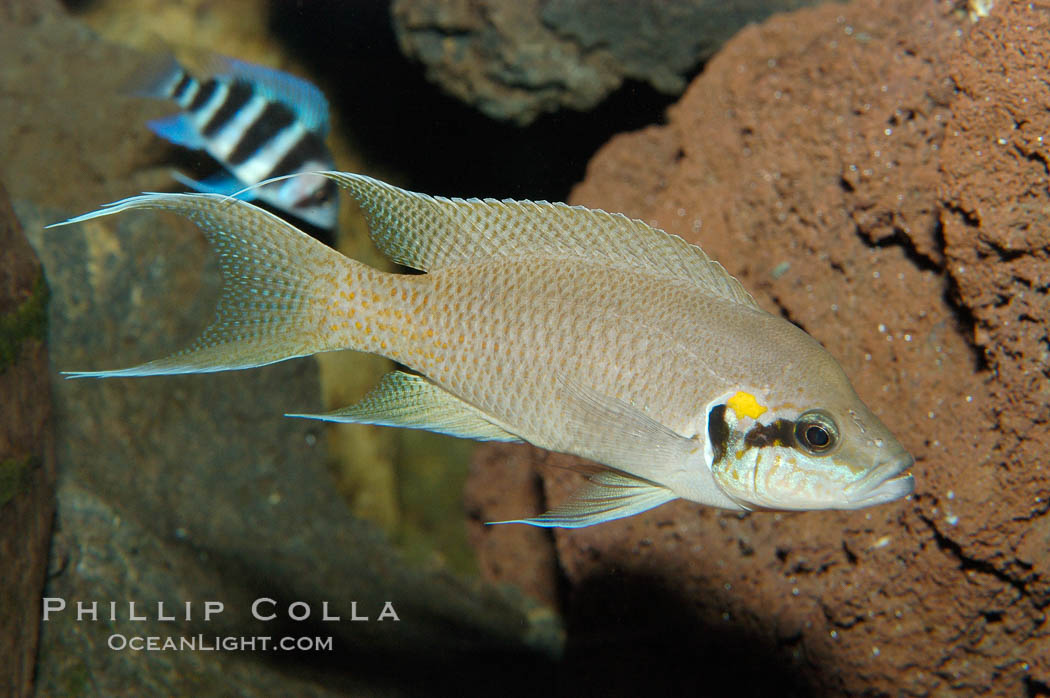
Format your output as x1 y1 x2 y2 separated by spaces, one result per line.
107 634 334 652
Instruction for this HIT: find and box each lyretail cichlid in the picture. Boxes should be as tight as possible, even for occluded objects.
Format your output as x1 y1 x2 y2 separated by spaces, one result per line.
52 172 915 527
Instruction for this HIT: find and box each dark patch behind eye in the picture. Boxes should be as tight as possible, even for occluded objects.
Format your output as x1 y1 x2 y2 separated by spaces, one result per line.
707 404 730 464
743 419 795 449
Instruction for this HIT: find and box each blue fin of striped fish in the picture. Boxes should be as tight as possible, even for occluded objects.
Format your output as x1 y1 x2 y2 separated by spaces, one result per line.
172 170 256 200
147 114 206 150
204 55 330 137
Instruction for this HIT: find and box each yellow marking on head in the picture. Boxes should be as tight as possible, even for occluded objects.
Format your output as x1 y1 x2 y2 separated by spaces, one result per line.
727 391 767 420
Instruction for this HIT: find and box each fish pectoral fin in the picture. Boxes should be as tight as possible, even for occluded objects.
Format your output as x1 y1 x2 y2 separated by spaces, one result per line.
147 113 206 150
553 372 694 483
489 471 676 528
172 170 255 200
287 371 522 443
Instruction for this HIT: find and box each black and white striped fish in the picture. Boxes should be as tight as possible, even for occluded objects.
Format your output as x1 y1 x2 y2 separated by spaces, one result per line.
135 55 338 230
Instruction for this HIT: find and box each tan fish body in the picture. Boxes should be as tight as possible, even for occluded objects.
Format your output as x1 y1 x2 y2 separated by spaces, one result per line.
53 172 914 527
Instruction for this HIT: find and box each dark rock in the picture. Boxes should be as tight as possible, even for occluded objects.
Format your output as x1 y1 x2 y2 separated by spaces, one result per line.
2 1 561 693
0 183 56 698
21 190 560 691
391 0 831 125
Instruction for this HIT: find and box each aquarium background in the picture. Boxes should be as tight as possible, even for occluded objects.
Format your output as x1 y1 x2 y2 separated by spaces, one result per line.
2 0 1049 696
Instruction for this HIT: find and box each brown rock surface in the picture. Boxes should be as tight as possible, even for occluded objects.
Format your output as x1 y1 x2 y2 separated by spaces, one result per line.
0 183 56 697
470 0 1050 694
465 444 560 608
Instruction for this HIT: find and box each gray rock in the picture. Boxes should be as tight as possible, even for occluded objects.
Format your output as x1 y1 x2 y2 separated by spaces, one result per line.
391 0 832 124
2 0 562 692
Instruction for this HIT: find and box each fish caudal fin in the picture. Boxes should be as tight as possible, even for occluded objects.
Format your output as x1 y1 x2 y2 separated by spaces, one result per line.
49 193 355 378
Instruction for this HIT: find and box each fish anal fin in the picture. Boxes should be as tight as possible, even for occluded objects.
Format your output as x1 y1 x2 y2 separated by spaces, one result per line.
489 471 676 528
288 371 521 443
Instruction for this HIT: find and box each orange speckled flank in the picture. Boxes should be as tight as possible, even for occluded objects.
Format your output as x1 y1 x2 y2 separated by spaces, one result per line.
320 263 433 363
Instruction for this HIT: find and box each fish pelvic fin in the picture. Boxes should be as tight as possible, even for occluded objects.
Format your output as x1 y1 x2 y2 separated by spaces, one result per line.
49 193 363 378
288 371 522 443
489 471 677 528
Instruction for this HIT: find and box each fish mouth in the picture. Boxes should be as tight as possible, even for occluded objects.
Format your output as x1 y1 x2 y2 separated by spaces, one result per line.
843 454 915 507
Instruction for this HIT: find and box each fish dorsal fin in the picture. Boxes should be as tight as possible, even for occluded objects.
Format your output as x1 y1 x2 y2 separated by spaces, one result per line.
202 55 330 136
288 371 522 443
326 172 760 310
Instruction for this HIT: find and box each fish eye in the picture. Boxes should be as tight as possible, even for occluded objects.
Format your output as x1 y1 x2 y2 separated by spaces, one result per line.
794 410 838 455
